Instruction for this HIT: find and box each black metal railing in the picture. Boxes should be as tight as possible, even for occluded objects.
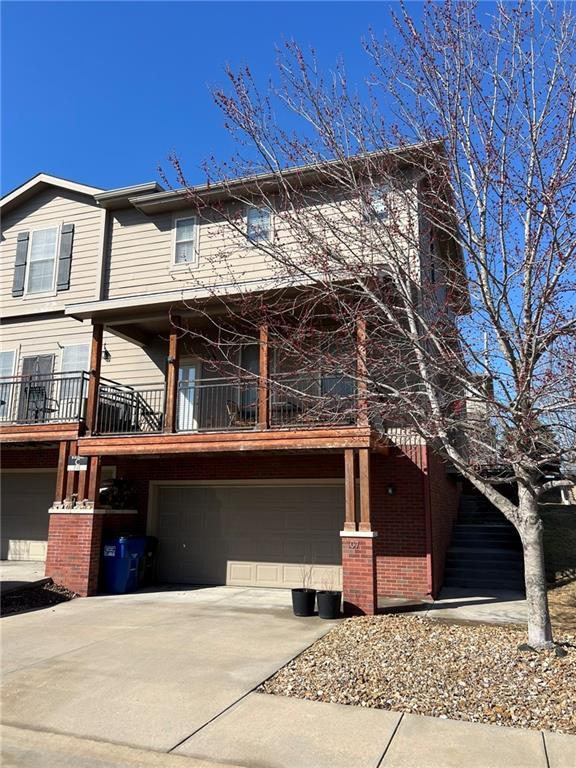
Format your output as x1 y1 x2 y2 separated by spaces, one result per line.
177 377 259 432
92 372 357 436
96 378 164 434
0 372 89 425
269 373 357 428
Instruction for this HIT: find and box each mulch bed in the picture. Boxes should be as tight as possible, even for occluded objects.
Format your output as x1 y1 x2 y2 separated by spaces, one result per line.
1 582 78 617
260 615 576 734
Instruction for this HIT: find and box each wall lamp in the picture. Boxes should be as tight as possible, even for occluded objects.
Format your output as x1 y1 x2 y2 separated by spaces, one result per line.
102 344 112 363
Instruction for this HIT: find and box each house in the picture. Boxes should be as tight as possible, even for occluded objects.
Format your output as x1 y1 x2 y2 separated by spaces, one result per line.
0 149 464 614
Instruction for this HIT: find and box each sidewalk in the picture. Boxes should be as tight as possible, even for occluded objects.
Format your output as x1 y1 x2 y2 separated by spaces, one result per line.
4 694 574 768
379 587 528 626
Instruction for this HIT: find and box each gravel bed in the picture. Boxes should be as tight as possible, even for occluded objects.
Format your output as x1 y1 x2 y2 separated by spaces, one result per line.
1 582 77 617
260 615 576 733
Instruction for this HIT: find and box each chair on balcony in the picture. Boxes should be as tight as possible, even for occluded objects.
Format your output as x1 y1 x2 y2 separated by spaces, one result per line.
21 384 59 422
226 400 254 428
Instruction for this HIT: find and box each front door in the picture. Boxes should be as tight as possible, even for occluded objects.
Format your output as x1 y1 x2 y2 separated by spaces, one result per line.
177 360 200 431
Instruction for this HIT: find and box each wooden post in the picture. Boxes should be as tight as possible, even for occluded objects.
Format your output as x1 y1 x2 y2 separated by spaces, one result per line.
358 448 371 531
344 449 357 530
164 320 180 433
356 317 368 426
77 456 90 503
258 324 269 430
65 441 78 502
54 440 71 503
85 323 103 434
87 455 102 507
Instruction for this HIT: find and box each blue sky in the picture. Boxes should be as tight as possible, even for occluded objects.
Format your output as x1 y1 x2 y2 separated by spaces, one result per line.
1 1 414 195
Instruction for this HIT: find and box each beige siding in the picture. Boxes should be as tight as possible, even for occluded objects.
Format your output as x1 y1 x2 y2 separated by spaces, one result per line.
0 316 164 388
1 189 103 313
105 206 277 299
104 185 417 300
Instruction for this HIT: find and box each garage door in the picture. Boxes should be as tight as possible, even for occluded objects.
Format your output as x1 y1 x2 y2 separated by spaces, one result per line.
0 472 54 561
155 483 345 589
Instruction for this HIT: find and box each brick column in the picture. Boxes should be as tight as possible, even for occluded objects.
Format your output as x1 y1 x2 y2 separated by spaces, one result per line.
340 531 378 615
45 511 104 596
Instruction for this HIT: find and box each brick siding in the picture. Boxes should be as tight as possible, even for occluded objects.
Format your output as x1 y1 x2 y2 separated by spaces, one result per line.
341 535 377 614
3 444 459 607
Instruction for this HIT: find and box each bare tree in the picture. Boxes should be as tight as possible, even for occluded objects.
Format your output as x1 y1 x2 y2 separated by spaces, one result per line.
164 0 576 648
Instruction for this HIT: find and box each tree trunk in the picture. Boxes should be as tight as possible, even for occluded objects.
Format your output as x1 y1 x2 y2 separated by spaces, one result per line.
517 490 553 649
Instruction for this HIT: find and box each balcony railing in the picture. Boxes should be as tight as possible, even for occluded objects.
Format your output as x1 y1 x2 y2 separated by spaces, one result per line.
0 371 358 435
177 377 258 432
94 374 357 435
269 374 356 428
96 378 165 434
0 372 89 425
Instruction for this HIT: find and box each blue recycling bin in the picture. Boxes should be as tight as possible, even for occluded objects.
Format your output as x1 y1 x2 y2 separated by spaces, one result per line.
102 536 147 594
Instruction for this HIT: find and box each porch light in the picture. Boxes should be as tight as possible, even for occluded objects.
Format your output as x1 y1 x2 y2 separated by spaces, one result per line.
102 344 112 363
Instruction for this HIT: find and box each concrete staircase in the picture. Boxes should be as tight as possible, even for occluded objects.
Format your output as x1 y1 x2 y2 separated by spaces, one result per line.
443 493 525 592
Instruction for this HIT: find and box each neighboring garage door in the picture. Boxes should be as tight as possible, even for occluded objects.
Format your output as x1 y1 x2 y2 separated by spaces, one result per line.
155 483 345 589
0 471 54 561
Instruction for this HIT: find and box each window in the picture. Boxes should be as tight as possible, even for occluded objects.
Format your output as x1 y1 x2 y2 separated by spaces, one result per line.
26 228 59 294
61 344 89 375
174 217 198 265
0 350 16 419
367 184 391 221
246 205 272 243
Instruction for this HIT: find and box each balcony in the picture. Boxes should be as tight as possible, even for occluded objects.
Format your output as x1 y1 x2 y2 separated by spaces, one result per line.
93 373 357 436
0 372 89 426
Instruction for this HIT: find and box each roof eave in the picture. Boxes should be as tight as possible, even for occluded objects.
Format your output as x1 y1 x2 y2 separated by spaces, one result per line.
0 173 103 214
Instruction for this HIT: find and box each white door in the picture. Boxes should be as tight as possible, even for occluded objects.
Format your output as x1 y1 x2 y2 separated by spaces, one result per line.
154 483 344 589
0 471 55 560
177 360 199 431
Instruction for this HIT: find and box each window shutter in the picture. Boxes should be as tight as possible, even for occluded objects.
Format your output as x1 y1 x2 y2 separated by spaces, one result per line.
11 232 29 297
56 223 75 292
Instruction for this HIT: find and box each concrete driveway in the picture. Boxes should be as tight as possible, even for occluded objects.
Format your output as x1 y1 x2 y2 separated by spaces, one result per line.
0 586 334 752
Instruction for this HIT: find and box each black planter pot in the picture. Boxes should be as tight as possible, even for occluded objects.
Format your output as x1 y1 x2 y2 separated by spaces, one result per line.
291 588 317 617
317 590 342 620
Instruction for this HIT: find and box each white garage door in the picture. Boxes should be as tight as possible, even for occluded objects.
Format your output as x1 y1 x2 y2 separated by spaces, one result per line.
0 471 54 561
155 483 345 589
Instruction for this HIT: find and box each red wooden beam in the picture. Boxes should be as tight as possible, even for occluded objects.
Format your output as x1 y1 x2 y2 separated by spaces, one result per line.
164 319 180 433
358 447 371 531
258 324 269 430
356 317 368 427
344 448 357 530
85 324 103 434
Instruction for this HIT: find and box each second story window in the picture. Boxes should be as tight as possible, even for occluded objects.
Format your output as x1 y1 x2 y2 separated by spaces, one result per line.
367 184 391 222
26 227 59 294
174 216 198 265
61 344 89 375
246 205 272 243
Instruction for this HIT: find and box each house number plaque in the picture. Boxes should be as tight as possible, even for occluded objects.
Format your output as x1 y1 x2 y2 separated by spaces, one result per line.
67 456 88 472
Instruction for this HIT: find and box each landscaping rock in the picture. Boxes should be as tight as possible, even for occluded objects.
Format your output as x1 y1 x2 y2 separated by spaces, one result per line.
1 582 77 617
260 615 576 734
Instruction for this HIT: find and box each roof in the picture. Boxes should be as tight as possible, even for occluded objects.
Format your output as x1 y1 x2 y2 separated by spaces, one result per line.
94 182 164 210
128 140 446 215
0 173 104 214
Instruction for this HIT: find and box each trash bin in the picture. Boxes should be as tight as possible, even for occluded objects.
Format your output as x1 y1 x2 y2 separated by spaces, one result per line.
139 536 158 587
102 536 147 594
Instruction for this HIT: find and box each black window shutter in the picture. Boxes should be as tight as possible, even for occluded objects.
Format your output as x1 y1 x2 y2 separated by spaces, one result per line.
56 223 75 292
12 231 29 297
